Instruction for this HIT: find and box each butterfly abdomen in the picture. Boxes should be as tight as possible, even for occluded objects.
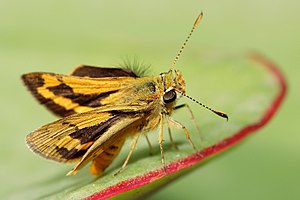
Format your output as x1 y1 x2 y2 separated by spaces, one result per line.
89 138 126 175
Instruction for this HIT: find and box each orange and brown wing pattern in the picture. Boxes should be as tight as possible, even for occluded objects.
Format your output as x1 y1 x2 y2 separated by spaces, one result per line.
66 113 144 175
22 66 157 175
21 68 138 117
26 107 143 163
26 110 113 163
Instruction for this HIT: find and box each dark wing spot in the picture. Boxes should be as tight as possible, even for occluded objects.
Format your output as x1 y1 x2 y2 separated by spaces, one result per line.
48 83 117 107
56 147 86 160
69 115 122 144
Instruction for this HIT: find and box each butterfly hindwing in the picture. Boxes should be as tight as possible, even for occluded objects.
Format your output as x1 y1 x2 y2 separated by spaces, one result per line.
26 107 144 164
67 113 143 175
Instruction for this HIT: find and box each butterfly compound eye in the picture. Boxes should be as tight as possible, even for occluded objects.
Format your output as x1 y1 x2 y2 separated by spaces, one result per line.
163 89 177 103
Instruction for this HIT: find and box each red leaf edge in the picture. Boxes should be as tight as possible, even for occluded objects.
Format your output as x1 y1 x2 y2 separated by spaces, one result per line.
85 53 287 200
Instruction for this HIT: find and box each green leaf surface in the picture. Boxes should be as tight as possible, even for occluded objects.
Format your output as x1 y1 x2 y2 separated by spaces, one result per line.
6 52 285 200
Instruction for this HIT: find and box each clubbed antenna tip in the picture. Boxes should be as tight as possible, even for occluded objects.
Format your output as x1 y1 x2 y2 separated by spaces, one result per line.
193 11 203 28
181 93 229 121
212 110 229 121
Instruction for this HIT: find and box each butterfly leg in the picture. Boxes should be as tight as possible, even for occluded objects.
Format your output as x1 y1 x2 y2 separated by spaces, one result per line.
114 133 140 176
174 104 202 139
167 117 197 151
159 113 167 174
166 119 179 150
144 134 153 156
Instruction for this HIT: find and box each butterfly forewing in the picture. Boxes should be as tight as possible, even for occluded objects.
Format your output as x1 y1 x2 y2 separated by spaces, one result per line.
71 65 138 78
22 69 139 117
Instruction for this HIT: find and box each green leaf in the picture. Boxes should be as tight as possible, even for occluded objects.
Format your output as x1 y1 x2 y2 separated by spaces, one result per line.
8 53 286 200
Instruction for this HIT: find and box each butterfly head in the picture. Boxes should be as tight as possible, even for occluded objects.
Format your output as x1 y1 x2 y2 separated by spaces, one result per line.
160 69 185 106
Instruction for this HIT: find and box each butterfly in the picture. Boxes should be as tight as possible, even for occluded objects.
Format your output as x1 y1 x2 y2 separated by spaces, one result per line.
22 12 228 176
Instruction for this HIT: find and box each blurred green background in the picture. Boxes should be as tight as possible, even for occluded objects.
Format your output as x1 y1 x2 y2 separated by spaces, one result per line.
0 0 299 199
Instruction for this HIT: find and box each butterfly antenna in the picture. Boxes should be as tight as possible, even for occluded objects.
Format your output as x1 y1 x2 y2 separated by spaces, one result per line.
180 92 228 121
171 12 203 71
